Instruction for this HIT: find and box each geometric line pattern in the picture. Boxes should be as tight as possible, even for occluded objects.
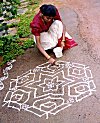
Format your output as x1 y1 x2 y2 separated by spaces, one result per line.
2 61 96 119
0 60 16 91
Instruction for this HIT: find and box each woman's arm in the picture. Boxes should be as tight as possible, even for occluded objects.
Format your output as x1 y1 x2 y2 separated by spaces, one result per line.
35 36 55 64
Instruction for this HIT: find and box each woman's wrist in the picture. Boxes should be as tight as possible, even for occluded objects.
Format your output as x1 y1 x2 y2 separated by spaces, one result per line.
47 56 51 60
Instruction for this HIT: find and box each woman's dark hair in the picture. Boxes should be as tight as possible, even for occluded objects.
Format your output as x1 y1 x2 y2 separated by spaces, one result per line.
40 4 56 17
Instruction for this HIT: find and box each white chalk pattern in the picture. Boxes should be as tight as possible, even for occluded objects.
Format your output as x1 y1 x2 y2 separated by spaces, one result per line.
2 61 96 119
0 60 16 91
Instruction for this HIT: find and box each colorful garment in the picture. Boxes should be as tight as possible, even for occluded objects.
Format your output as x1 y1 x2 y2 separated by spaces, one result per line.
30 9 61 36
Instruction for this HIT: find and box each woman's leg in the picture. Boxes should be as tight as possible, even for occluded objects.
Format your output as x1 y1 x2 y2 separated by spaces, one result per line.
48 20 64 48
49 20 63 39
40 20 78 50
40 20 63 50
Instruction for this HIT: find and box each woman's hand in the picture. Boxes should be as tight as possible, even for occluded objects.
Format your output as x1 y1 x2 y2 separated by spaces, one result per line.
48 57 55 65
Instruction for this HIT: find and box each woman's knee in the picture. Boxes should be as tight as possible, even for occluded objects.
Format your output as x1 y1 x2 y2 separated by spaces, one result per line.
53 20 63 28
50 20 63 33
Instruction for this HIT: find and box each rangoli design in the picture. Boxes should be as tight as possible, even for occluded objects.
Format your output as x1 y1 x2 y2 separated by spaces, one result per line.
0 60 16 91
2 61 96 119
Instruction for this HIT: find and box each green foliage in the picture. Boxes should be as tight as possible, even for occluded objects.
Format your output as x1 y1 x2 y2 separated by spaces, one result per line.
0 34 35 66
0 0 20 35
0 35 24 65
7 22 18 28
0 0 41 66
7 0 20 5
28 0 39 5
17 1 39 38
17 14 33 37
0 40 4 55
22 38 34 49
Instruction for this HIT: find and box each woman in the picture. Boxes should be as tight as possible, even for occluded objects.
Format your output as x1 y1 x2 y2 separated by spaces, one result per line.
30 4 77 64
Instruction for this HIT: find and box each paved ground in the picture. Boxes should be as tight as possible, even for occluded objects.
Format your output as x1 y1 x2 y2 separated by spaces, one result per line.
0 0 100 123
